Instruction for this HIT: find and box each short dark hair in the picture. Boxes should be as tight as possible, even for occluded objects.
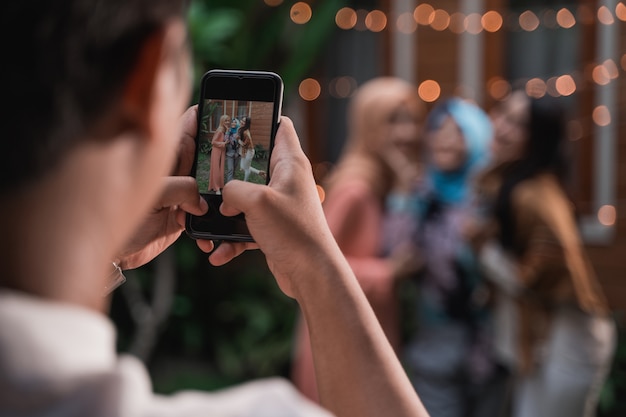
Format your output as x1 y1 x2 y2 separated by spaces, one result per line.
0 1 187 194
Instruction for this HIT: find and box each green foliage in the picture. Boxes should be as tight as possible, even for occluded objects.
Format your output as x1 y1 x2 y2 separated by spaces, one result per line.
187 0 346 98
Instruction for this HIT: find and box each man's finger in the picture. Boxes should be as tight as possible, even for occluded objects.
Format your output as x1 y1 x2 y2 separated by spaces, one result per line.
158 176 207 216
208 241 257 266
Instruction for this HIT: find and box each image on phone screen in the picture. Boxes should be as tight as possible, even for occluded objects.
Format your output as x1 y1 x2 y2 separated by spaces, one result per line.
196 99 273 192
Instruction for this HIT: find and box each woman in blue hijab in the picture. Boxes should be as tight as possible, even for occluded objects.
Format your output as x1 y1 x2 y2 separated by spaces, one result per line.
386 98 505 417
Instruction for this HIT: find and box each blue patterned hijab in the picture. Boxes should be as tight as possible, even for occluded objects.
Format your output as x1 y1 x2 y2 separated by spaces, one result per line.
425 98 492 205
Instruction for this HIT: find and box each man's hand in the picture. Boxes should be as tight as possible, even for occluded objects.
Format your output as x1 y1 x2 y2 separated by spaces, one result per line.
196 117 338 298
117 106 209 270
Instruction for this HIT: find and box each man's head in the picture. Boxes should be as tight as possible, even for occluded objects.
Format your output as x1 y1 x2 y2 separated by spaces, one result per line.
1 0 189 195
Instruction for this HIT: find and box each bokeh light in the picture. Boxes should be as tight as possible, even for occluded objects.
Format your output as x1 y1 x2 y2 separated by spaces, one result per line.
555 74 576 96
431 9 451 31
556 8 576 28
299 78 321 101
598 205 617 226
519 10 540 31
264 0 283 6
465 13 483 34
414 4 435 26
592 64 611 85
592 105 611 126
526 78 547 98
329 76 357 98
482 11 503 32
290 2 312 25
397 12 418 33
617 2 626 21
487 77 511 100
365 10 387 32
336 7 357 30
418 80 441 102
316 184 326 204
597 6 615 25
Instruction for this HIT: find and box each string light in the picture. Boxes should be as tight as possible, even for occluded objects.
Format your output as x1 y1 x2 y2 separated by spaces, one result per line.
598 205 617 226
482 11 503 32
617 2 626 21
365 10 387 32
418 80 441 102
397 12 418 34
299 78 321 101
290 2 312 25
298 3 624 104
336 7 357 30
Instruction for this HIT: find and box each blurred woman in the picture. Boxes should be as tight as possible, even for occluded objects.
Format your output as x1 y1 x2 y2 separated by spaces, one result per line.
291 77 425 402
208 114 230 194
475 90 616 417
386 98 500 417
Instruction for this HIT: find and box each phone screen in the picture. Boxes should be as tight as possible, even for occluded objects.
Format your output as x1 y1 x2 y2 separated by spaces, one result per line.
186 70 283 241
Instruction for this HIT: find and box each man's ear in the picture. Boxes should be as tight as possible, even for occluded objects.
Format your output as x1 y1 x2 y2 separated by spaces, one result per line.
119 28 168 137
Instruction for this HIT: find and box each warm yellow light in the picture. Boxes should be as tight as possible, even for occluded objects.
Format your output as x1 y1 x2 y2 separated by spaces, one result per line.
414 4 435 26
418 80 441 103
487 77 511 100
431 9 450 31
365 10 387 32
264 0 283 6
482 11 503 32
329 76 357 99
465 13 483 34
316 184 326 204
519 10 540 31
592 64 611 85
556 8 576 28
555 75 576 96
616 2 626 21
525 78 546 98
299 78 321 101
449 12 466 34
597 6 615 25
290 2 312 25
592 105 611 126
336 7 357 30
598 205 616 226
397 12 418 34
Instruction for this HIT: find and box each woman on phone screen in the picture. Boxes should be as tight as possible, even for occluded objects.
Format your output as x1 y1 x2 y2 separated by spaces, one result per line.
208 114 229 194
238 117 266 182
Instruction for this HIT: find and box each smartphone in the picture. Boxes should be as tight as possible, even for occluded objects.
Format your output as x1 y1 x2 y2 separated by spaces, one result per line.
186 69 284 241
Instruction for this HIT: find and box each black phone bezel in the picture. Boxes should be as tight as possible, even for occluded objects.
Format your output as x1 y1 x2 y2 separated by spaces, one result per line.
185 69 283 242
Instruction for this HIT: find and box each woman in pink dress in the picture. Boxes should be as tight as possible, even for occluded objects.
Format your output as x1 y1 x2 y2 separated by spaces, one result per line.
208 114 230 194
291 77 425 402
